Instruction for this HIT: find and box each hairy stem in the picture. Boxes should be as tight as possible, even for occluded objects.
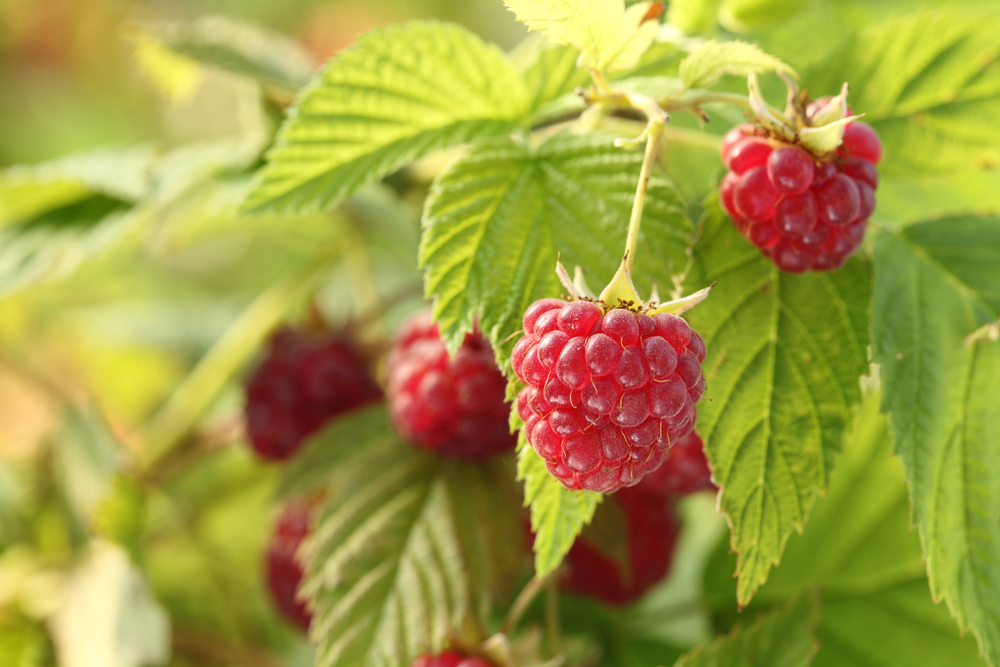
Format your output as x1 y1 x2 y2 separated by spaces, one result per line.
624 118 666 275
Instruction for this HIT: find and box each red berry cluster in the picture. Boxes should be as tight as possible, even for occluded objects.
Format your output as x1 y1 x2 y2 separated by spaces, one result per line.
388 312 515 459
719 120 882 272
266 501 313 630
412 652 492 667
512 299 706 493
245 329 382 461
562 478 680 605
641 431 716 497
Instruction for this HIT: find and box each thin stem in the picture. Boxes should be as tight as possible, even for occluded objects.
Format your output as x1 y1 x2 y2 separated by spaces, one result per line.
624 119 665 275
501 573 553 636
662 91 750 112
545 578 563 658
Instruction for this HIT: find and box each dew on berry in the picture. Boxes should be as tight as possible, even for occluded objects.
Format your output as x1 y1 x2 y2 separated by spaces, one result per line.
643 336 678 380
603 309 640 345
555 337 589 389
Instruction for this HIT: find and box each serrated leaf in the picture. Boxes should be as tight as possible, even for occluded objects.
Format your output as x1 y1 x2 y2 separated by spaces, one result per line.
302 439 524 667
420 132 692 364
517 432 602 577
703 391 985 667
242 21 530 214
805 10 1000 175
673 592 820 667
872 216 1000 667
278 404 396 497
679 39 794 90
503 0 662 72
684 204 870 606
151 14 314 92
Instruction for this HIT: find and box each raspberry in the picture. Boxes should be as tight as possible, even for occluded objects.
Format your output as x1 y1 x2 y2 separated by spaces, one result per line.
412 653 493 667
388 311 515 458
641 431 716 496
266 501 312 630
562 478 680 605
245 329 382 461
513 300 706 493
720 119 882 273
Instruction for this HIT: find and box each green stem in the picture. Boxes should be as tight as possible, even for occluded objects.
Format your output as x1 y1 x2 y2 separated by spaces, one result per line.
545 578 563 658
500 573 553 636
138 246 343 469
624 119 666 275
662 91 750 111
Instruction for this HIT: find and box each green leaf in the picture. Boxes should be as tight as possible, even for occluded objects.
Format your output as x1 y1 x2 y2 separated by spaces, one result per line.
302 439 524 667
151 14 314 93
805 10 1000 175
0 619 47 667
668 0 725 35
872 215 1000 667
517 432 602 577
503 0 662 72
0 145 158 225
678 39 794 91
718 0 809 34
684 203 870 606
242 21 530 214
673 593 820 667
0 194 135 298
278 404 396 497
420 132 692 364
516 40 591 112
703 390 985 667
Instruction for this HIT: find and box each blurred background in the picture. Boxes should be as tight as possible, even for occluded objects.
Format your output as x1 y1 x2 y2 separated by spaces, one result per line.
0 0 995 665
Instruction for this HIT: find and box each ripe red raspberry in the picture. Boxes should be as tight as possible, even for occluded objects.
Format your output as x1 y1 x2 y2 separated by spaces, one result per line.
266 501 312 630
512 299 706 493
719 121 881 273
388 312 515 458
412 652 493 667
641 431 716 496
245 328 382 461
562 479 680 605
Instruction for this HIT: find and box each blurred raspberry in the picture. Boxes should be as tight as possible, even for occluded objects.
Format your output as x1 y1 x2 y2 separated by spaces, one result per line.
266 501 312 630
562 478 680 605
245 328 382 461
642 431 716 496
388 311 515 458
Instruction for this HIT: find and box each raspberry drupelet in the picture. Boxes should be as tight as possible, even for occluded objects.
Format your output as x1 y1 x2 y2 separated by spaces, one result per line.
512 298 706 493
388 311 516 459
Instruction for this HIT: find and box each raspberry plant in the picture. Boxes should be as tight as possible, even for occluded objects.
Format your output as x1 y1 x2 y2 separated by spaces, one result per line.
0 1 999 667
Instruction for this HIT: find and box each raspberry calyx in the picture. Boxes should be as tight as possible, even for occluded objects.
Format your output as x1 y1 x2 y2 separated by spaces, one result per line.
513 260 711 493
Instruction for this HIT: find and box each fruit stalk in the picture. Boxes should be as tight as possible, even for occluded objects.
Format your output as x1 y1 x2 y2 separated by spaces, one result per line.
624 109 667 275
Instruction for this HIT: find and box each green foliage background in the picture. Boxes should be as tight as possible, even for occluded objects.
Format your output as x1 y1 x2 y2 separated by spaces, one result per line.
1 0 998 666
